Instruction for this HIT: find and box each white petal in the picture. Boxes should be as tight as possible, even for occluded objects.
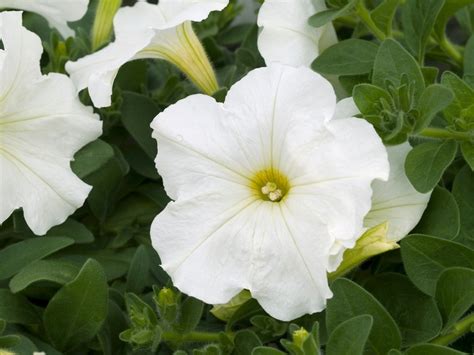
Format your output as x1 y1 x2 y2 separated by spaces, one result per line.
0 0 89 37
224 65 336 176
151 94 257 200
0 14 102 235
365 143 431 241
0 11 42 99
257 0 335 66
115 0 229 31
333 97 359 120
65 30 154 108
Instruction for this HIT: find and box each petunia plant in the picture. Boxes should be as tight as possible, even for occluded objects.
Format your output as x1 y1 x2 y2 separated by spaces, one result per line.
0 0 473 354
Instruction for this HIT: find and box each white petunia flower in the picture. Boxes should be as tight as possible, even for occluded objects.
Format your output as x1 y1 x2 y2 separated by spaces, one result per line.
150 64 389 321
66 0 228 108
257 0 338 67
0 11 102 235
0 0 89 38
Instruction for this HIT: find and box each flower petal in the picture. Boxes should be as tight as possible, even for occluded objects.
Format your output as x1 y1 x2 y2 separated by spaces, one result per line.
257 0 336 66
151 94 257 200
365 143 431 241
224 65 336 175
0 0 89 37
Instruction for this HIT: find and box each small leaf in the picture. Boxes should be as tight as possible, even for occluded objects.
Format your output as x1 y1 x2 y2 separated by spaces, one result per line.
441 71 474 121
435 267 474 330
414 84 454 132
452 166 474 248
71 139 115 179
405 343 466 355
46 219 94 244
0 289 40 325
175 297 204 333
405 140 458 193
326 315 373 355
326 279 401 355
373 39 425 96
461 142 474 170
401 234 474 295
126 245 151 294
308 0 357 28
44 259 108 351
371 0 401 35
234 330 262 355
364 273 442 346
312 39 378 76
413 186 460 240
434 0 474 38
0 237 74 280
9 260 80 293
465 35 474 85
252 347 286 355
353 83 392 115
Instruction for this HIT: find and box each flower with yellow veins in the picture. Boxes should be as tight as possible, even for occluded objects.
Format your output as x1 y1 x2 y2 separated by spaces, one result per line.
0 11 102 235
150 64 389 321
0 0 89 38
66 0 228 108
257 0 338 67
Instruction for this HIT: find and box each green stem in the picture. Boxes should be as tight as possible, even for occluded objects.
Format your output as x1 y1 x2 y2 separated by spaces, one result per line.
438 36 463 66
355 1 386 41
162 330 233 343
418 127 471 141
430 313 474 346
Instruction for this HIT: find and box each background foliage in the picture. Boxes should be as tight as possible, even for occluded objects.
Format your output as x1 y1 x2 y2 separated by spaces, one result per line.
0 0 473 354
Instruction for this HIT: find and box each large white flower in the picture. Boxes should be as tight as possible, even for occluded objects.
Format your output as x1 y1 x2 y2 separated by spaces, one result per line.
0 11 102 235
257 0 338 67
150 64 389 321
66 0 228 108
0 0 89 38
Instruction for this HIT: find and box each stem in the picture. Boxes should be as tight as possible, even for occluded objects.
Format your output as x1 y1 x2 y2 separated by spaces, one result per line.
438 36 463 66
430 313 474 346
355 1 386 41
418 128 471 141
162 330 233 343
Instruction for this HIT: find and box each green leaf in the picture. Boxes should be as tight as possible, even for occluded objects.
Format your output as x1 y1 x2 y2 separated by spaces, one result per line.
311 39 378 76
98 300 129 355
405 343 466 355
46 219 94 244
326 315 373 355
0 237 74 280
353 83 392 115
371 0 401 35
441 71 474 121
436 267 474 330
452 166 474 248
373 39 425 96
71 139 115 179
308 0 357 28
0 289 40 325
434 0 474 38
401 234 474 295
326 279 401 355
414 84 454 132
126 245 151 294
413 187 460 240
44 259 108 351
364 273 442 346
120 92 159 159
175 297 204 333
465 35 474 85
9 260 80 293
405 140 458 193
401 0 445 60
461 142 474 170
252 347 286 355
234 330 262 355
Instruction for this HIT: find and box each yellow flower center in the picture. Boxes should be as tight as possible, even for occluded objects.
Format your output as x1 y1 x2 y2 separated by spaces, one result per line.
251 169 290 202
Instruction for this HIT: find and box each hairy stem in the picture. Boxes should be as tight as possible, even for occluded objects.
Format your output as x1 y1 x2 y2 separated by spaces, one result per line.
355 1 386 41
418 127 471 141
430 313 474 346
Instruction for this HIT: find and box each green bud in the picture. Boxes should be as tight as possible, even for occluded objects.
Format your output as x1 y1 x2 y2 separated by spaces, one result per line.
153 287 179 323
292 327 310 348
91 0 122 51
330 222 399 281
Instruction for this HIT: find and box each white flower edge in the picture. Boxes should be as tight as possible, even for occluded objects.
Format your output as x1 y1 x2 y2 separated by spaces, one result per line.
150 64 389 321
0 0 89 38
257 0 337 67
66 0 228 108
0 11 102 235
